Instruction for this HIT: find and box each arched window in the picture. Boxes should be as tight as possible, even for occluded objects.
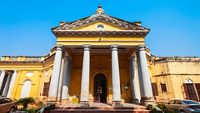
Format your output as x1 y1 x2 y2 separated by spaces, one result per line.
183 79 198 101
184 79 193 84
20 80 32 98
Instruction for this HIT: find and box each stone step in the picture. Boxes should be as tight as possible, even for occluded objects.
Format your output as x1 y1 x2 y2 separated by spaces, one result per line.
48 103 149 113
49 109 149 113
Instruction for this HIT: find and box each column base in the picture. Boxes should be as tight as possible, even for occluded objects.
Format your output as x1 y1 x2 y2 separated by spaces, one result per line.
140 97 155 106
61 99 71 104
47 97 57 103
132 99 140 104
112 101 123 107
79 101 89 107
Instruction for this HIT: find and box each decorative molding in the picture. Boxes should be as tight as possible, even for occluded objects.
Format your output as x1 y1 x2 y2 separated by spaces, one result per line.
52 30 148 37
154 73 200 76
111 45 119 51
83 45 91 51
0 61 42 64
52 14 149 31
155 56 200 62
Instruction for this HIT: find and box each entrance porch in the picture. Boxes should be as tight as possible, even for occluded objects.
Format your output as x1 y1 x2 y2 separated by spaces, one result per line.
47 45 154 106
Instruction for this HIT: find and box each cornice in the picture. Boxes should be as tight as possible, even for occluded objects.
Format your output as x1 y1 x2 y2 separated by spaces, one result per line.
0 61 42 65
52 30 148 37
154 56 200 62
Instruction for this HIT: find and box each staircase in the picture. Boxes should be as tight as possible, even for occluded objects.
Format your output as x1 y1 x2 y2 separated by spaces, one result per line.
48 103 149 113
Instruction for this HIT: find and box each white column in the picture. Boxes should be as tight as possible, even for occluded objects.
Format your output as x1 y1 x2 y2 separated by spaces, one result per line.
80 45 90 107
7 70 17 98
129 55 141 104
138 46 153 103
57 57 65 101
0 70 6 90
48 45 63 101
111 45 121 105
2 72 12 97
62 56 71 101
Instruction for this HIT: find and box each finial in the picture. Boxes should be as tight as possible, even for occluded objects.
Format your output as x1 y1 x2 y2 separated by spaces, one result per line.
98 4 102 8
96 4 104 15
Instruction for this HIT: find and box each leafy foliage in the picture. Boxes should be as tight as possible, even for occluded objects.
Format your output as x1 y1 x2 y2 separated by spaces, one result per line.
156 103 167 112
17 97 36 110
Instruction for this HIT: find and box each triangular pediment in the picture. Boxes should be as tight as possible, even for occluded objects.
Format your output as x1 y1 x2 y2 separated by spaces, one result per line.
52 14 148 31
74 21 126 31
52 6 149 46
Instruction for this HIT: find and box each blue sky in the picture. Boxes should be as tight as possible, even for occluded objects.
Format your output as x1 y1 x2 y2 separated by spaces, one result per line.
0 0 199 57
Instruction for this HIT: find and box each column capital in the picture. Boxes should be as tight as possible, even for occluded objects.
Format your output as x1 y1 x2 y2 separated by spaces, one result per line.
130 55 136 62
138 45 146 51
0 70 5 72
63 51 71 59
7 71 13 75
56 45 63 51
130 52 136 59
111 45 119 51
82 45 91 51
13 70 17 73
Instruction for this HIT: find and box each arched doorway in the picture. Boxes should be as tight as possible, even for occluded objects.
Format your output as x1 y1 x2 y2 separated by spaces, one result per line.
20 80 32 98
94 73 107 103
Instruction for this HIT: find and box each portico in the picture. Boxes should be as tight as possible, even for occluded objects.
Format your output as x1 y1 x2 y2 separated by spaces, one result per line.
47 45 153 105
47 5 154 106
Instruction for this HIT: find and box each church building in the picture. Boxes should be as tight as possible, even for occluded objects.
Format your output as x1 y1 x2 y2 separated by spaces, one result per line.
0 6 200 106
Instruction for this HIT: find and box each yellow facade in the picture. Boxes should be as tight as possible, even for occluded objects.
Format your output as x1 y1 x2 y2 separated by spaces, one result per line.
0 6 200 104
0 56 53 100
152 58 200 102
69 53 132 103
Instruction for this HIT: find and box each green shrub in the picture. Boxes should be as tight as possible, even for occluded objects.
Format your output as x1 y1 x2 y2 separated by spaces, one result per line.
156 103 167 112
17 97 36 110
35 101 44 107
19 108 37 113
26 108 37 113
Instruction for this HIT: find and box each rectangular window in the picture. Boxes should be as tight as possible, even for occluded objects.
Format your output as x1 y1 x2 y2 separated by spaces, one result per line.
43 82 50 96
152 83 158 96
161 83 167 92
